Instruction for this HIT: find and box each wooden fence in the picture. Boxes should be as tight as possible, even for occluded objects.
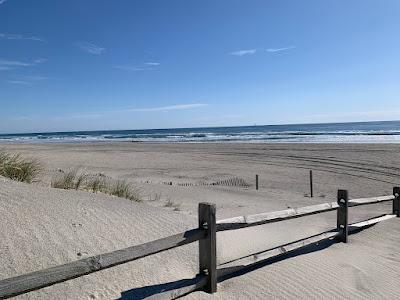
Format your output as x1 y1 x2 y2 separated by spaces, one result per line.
0 187 399 299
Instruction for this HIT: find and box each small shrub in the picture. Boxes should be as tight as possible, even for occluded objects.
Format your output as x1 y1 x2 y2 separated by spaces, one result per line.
0 151 41 183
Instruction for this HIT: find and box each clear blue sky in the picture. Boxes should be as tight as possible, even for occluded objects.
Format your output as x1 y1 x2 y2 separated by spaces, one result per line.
1 0 400 133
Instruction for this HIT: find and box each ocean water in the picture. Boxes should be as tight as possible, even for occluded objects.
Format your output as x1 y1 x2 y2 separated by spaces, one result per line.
1 121 400 143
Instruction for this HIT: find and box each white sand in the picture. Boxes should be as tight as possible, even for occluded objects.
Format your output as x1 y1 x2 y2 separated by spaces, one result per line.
1 143 400 299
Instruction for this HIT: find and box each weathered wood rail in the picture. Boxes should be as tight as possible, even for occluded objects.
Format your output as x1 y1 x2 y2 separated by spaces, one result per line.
0 187 399 299
216 194 395 231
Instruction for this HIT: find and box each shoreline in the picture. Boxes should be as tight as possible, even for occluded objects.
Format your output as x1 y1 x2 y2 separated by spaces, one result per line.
1 120 400 144
3 140 400 145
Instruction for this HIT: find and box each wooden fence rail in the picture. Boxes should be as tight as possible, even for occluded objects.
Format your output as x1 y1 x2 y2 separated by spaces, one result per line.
216 195 395 231
0 229 206 299
0 188 399 299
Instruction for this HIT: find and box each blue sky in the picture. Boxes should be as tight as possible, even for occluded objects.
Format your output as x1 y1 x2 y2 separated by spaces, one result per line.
1 0 400 133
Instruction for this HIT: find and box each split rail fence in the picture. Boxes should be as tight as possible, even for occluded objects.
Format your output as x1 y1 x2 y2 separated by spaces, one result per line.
0 187 399 299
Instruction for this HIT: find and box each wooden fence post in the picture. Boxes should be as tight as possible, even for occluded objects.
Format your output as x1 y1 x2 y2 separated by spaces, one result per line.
198 203 217 293
309 170 313 198
256 175 259 190
393 187 400 217
336 189 348 243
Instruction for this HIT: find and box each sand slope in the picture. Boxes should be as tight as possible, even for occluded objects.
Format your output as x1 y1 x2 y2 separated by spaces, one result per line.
0 177 199 299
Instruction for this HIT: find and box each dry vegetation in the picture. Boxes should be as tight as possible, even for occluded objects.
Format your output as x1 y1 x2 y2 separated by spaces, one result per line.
0 151 41 183
52 169 141 202
0 150 164 205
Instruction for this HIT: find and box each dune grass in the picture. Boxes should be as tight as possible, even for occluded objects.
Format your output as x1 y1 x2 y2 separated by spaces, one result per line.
110 180 141 202
85 174 108 193
51 169 83 190
51 169 141 202
0 151 41 183
0 151 141 202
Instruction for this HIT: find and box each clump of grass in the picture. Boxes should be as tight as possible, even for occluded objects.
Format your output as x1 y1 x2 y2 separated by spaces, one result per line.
86 175 108 193
75 173 88 190
51 169 141 202
51 169 87 190
0 151 41 183
110 180 141 202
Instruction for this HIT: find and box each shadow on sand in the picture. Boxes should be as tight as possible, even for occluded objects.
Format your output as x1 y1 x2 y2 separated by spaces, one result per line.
119 224 374 300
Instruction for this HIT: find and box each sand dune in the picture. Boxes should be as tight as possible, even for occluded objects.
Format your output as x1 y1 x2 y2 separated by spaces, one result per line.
0 177 199 299
1 143 400 299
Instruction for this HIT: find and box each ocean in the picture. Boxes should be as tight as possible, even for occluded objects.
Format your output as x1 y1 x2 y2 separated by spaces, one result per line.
1 121 400 143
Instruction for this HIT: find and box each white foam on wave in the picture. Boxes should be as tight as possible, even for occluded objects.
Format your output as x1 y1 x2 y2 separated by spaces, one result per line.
2 126 400 143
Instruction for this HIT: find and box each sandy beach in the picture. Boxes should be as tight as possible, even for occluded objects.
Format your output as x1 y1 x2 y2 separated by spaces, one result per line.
1 142 400 299
3 0 399 298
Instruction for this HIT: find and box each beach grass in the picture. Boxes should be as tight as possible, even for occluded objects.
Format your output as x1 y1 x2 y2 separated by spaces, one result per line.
51 169 89 190
85 174 108 193
52 169 141 202
0 151 41 183
51 169 82 190
110 180 141 202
